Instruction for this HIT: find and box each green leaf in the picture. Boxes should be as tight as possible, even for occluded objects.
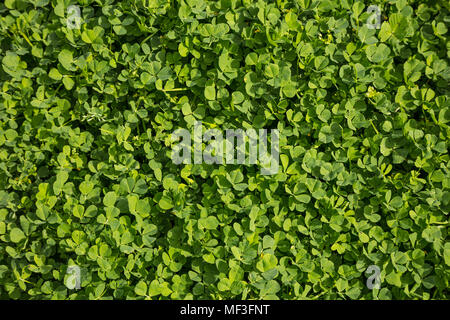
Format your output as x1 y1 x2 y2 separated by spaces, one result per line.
103 192 117 207
49 68 62 80
204 82 216 100
10 228 26 243
257 254 278 272
204 216 219 230
58 49 75 71
159 196 173 210
135 281 148 296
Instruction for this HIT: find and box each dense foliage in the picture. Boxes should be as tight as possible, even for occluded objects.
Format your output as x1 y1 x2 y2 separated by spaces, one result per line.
0 0 449 300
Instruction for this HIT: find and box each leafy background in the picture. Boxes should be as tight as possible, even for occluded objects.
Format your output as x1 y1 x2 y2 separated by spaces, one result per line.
0 0 449 299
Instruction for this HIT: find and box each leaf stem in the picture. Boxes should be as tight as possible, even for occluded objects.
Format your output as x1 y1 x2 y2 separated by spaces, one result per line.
369 120 379 134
